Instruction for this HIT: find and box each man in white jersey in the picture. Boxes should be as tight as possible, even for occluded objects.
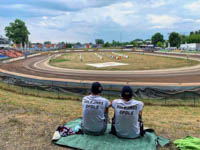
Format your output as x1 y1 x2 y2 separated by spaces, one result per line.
82 82 110 135
111 86 144 139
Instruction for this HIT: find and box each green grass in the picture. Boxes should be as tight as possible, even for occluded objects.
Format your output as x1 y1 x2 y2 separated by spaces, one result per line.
50 58 69 63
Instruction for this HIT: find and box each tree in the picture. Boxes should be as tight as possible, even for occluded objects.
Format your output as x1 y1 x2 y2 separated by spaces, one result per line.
151 33 164 45
66 42 73 48
156 41 164 48
169 32 181 47
190 31 194 35
186 34 200 43
103 42 111 48
95 39 104 45
131 41 139 47
44 41 51 45
5 19 30 48
180 34 187 44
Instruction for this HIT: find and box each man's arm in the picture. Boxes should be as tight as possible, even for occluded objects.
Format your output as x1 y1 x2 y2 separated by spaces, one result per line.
139 102 144 118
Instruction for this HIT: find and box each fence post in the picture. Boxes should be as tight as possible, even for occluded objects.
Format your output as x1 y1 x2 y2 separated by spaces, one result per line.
21 86 24 94
7 80 10 89
58 87 60 99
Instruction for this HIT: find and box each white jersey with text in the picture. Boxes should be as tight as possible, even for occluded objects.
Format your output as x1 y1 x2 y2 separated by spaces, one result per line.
112 99 143 138
82 95 110 132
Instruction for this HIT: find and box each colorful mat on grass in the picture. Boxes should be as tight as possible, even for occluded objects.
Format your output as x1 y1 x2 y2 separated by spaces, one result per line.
54 118 170 150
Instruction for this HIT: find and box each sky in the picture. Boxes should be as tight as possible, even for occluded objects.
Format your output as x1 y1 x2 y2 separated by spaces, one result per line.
0 0 200 43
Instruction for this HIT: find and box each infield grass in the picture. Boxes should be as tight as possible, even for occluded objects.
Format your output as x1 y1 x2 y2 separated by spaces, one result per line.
0 86 200 149
49 52 199 70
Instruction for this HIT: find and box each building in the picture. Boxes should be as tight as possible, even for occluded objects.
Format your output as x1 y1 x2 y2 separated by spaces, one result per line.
0 35 10 49
180 43 200 51
140 44 154 49
73 43 83 49
124 45 134 49
145 40 152 44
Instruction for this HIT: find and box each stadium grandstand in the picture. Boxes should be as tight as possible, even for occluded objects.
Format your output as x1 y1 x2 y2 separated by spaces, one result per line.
0 35 25 60
0 49 24 58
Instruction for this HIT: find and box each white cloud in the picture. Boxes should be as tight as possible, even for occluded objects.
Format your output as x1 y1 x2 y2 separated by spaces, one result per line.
148 0 167 8
196 19 200 23
147 14 178 29
37 1 138 29
0 4 28 9
103 2 138 26
0 17 11 37
23 1 140 42
184 0 200 13
2 0 199 42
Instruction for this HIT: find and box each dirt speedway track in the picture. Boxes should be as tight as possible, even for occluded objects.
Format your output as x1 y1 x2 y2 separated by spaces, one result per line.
1 52 200 86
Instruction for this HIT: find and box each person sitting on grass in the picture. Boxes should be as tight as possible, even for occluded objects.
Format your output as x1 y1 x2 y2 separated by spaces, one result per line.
81 82 111 135
111 86 144 139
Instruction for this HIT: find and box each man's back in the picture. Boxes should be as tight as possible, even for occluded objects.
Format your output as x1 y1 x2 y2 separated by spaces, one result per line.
82 95 110 133
112 99 143 138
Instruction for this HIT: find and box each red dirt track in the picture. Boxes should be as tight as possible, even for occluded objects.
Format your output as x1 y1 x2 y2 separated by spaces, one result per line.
1 52 200 84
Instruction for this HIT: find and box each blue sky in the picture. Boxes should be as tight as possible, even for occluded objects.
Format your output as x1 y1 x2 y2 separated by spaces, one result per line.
1 0 200 43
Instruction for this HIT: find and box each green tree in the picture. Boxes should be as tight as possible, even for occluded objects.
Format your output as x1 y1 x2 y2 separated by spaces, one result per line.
44 41 51 45
66 42 73 48
179 34 187 44
156 41 164 48
186 34 200 43
103 42 111 48
169 32 181 47
151 33 164 45
95 39 104 45
5 19 30 48
130 41 139 47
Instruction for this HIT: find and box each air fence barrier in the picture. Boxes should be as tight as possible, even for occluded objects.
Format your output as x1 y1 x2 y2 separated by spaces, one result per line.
0 71 199 107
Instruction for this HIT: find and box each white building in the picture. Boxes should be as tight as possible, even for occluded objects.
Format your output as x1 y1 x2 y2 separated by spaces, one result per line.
180 43 200 51
0 35 10 48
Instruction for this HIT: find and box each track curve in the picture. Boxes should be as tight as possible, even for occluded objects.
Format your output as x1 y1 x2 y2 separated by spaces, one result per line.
1 52 200 85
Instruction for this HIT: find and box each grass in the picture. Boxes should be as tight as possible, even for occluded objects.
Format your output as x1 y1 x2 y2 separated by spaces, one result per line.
50 58 69 63
0 80 82 101
0 83 200 149
49 52 199 71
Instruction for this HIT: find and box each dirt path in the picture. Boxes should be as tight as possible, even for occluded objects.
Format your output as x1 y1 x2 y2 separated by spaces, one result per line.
1 52 200 85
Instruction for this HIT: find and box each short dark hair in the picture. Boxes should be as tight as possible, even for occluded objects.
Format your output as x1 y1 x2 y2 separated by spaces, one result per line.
121 86 133 99
91 82 103 95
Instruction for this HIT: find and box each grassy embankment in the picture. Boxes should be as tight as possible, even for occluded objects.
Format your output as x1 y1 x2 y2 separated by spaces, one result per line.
49 52 199 71
0 81 200 150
